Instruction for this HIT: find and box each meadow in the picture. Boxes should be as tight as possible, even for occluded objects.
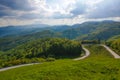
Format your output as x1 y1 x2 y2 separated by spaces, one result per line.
0 45 120 80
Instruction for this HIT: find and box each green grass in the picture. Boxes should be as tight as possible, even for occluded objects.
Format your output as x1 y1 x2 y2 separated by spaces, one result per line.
0 45 120 80
85 45 113 59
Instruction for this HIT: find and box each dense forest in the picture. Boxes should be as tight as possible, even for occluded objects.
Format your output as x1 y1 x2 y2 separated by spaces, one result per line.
0 38 82 68
0 30 62 51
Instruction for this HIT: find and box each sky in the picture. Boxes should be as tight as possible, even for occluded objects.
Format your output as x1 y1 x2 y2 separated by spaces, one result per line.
0 0 120 27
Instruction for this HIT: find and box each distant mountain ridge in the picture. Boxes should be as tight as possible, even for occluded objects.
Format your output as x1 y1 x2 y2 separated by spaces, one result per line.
0 20 120 39
0 20 120 51
0 24 50 37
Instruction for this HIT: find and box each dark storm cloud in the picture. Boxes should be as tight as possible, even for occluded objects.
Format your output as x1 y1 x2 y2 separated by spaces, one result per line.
0 0 34 11
0 10 17 17
0 0 35 18
0 4 9 10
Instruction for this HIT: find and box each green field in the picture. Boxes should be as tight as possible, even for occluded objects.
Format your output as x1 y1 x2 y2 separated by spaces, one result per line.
0 45 120 80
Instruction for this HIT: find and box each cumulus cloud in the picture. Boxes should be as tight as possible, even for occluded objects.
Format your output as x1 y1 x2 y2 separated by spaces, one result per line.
39 0 77 18
0 0 120 26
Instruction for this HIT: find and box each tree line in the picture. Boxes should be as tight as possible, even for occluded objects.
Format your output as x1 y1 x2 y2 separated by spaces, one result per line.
0 38 82 68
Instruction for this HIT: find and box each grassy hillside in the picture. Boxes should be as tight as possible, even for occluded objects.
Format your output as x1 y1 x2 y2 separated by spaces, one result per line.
107 38 120 55
85 45 113 59
0 45 120 80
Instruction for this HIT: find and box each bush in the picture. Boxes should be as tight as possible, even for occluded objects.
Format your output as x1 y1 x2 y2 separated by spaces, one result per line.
46 58 56 62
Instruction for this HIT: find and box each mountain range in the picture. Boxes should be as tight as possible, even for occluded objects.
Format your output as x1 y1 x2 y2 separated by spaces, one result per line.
0 20 120 51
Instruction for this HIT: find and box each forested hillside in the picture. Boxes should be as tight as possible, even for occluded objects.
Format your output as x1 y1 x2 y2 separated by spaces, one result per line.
0 21 120 52
74 21 120 40
0 38 82 68
0 21 120 40
0 24 50 37
0 21 120 68
0 30 62 51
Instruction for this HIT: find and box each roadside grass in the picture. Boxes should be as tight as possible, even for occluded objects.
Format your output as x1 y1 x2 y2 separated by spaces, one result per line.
85 44 113 59
0 45 120 80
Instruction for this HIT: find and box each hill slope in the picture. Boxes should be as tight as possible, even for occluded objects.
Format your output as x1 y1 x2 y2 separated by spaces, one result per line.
0 21 120 51
0 45 120 80
0 38 82 68
72 21 120 40
107 38 120 55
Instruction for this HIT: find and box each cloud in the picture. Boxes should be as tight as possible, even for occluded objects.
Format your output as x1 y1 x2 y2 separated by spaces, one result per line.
0 10 18 18
18 0 78 19
86 0 120 18
70 0 87 16
19 13 43 19
0 17 38 27
0 0 120 27
0 0 36 18
45 0 77 18
0 0 35 11
0 4 10 10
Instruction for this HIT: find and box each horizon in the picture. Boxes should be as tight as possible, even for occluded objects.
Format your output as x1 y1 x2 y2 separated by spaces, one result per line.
0 0 120 27
0 20 119 28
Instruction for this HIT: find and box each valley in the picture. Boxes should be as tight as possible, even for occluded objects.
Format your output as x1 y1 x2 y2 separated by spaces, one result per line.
0 0 120 79
0 21 120 80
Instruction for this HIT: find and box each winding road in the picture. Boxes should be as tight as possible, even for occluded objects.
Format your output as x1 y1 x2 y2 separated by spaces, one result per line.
1 44 119 72
102 44 120 59
74 45 90 60
0 63 40 72
0 45 90 72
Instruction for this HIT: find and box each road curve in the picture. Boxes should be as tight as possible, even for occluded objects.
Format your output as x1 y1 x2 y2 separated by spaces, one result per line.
0 45 90 72
0 63 40 72
102 44 120 59
74 45 90 60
